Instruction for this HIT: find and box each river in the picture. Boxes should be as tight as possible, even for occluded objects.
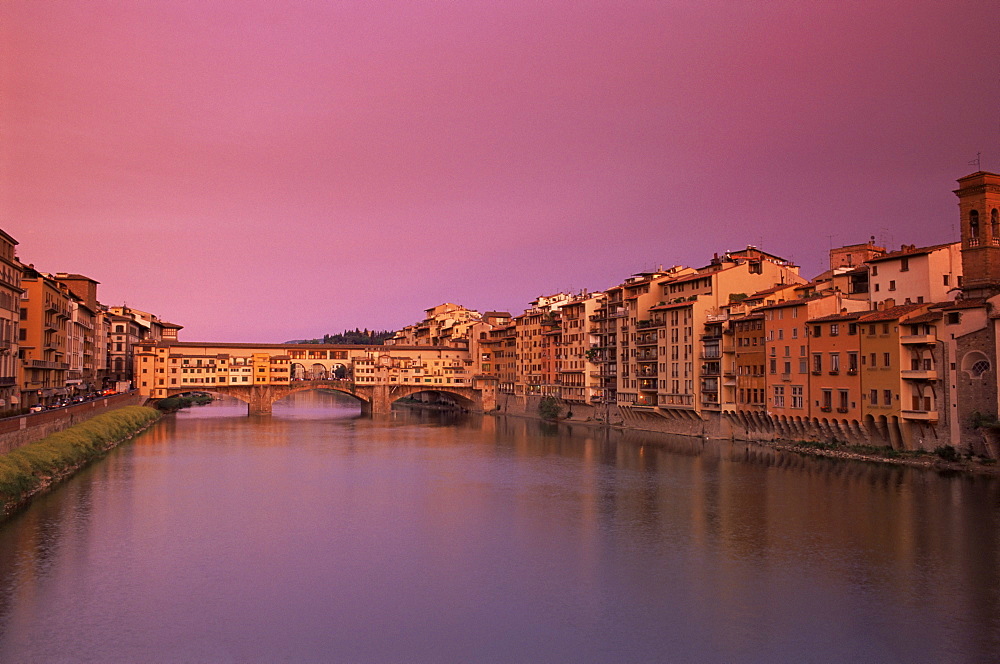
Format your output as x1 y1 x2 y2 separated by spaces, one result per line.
0 391 998 663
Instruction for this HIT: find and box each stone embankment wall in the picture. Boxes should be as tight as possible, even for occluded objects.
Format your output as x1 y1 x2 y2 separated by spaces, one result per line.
0 392 146 455
493 393 914 450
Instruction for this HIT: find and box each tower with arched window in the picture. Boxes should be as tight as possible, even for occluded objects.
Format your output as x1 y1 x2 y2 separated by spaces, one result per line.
955 170 1000 298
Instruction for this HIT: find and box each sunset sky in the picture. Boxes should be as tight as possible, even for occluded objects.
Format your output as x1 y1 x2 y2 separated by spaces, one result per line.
2 1 998 342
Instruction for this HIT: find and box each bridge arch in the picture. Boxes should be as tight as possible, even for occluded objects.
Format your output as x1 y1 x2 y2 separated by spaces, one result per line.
162 380 491 416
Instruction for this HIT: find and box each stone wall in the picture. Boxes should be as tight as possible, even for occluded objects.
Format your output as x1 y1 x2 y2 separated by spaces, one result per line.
0 392 146 455
493 392 948 452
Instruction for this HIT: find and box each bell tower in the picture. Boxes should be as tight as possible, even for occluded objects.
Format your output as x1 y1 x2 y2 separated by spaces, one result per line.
956 170 1000 298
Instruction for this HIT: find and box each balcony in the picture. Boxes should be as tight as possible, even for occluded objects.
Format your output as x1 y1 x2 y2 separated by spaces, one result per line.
781 372 791 382
837 407 849 413
847 368 858 376
901 369 938 380
636 319 664 329
25 359 69 370
900 334 936 345
819 406 832 412
902 409 938 421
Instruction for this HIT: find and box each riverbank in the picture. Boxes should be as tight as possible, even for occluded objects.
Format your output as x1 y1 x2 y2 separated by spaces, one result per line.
770 439 1000 476
0 406 161 521
490 394 1000 476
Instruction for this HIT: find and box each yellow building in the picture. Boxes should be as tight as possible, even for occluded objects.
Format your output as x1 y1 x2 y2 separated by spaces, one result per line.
639 247 805 418
18 267 71 408
135 342 478 400
857 304 931 447
0 229 21 412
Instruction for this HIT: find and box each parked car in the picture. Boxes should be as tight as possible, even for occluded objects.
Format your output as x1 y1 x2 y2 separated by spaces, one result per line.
29 405 44 413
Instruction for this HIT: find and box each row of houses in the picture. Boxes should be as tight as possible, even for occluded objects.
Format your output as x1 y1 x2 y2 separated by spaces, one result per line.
0 228 181 414
391 170 1000 455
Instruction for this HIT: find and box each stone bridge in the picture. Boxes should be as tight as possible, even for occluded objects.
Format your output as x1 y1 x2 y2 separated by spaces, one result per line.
165 379 494 415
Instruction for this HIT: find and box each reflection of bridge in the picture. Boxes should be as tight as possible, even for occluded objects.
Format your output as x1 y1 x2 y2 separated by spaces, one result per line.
164 379 492 415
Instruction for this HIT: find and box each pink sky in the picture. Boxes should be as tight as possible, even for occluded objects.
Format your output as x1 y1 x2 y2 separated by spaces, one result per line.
2 0 998 342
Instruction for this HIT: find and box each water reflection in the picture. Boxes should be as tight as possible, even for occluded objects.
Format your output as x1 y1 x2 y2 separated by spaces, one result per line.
0 396 998 662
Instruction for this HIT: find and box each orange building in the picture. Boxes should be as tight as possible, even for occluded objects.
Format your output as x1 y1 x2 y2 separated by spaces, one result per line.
806 312 865 421
857 304 930 447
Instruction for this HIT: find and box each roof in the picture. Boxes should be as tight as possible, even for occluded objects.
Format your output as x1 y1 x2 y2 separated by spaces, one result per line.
904 312 943 324
858 303 927 322
731 312 765 321
650 300 695 311
865 242 957 264
755 293 831 311
940 298 987 311
809 311 866 323
747 284 792 298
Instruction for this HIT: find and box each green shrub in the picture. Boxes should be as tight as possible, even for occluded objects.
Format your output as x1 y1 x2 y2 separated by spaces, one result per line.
538 396 562 421
934 445 960 462
0 406 160 509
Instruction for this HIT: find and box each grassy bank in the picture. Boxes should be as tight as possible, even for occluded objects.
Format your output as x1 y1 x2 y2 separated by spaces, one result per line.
0 406 161 520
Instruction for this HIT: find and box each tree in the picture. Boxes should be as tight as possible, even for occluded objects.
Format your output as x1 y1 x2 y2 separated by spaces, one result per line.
538 395 562 421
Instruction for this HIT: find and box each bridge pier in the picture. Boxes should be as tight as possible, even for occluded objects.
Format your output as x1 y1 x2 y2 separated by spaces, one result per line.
248 385 275 415
367 385 392 415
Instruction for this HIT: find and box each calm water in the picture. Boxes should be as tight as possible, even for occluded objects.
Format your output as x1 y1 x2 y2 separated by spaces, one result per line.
0 391 998 663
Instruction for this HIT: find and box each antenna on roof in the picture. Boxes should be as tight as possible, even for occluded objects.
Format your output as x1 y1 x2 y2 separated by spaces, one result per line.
968 152 982 171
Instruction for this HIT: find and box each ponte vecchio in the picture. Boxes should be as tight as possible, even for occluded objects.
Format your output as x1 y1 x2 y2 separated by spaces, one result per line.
135 342 496 415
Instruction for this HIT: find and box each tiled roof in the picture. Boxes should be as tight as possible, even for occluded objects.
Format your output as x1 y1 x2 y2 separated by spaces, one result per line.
940 298 987 310
865 242 957 264
808 311 867 323
904 312 943 324
858 303 927 322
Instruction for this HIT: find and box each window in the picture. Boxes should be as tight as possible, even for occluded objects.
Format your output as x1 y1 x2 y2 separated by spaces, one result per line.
791 386 803 409
889 280 896 291
883 389 892 405
812 353 822 373
848 324 857 335
871 265 878 276
847 352 858 373
943 275 950 286
830 324 839 336
870 389 878 405
839 390 849 411
813 325 822 337
963 351 991 378
773 385 785 408
821 389 833 411
883 352 891 367
769 359 777 374
900 257 909 272
970 209 980 238
830 353 840 373
946 312 961 325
